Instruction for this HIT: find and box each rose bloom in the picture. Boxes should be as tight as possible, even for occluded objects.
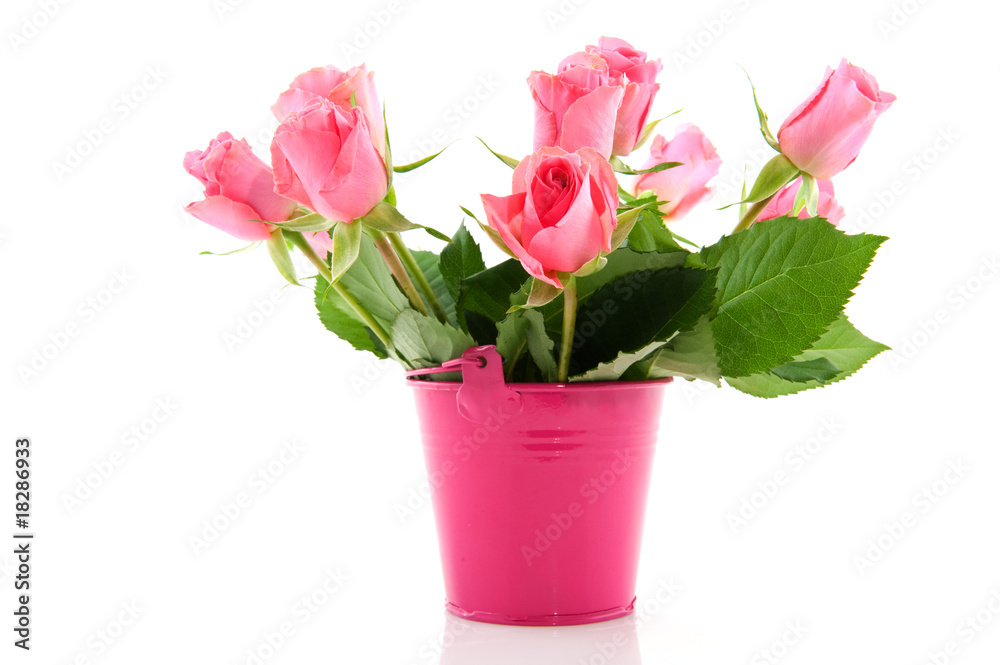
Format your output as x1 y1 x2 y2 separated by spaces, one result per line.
184 132 295 241
584 37 662 157
756 177 845 226
270 98 389 224
778 58 895 180
272 64 385 157
528 52 624 159
634 124 721 222
481 147 619 287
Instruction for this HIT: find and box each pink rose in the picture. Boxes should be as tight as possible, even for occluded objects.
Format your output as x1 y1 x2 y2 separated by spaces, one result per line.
270 98 389 224
634 124 721 222
778 59 896 180
481 147 619 287
528 52 625 159
756 177 845 226
272 64 385 157
305 231 333 257
183 132 295 241
584 37 662 156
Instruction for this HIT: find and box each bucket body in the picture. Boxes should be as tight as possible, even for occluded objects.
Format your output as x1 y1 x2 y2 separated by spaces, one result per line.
409 378 668 626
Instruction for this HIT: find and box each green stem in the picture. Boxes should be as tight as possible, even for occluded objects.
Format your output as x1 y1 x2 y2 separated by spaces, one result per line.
732 193 777 233
557 277 578 383
368 229 430 316
388 232 448 323
287 231 392 348
505 340 526 383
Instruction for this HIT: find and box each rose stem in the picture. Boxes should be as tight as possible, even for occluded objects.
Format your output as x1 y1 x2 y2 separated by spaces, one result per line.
387 232 449 323
732 193 777 233
286 231 392 348
557 276 578 383
367 229 430 317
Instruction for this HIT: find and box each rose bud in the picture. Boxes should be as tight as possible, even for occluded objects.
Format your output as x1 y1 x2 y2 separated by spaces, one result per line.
777 58 896 180
183 132 295 241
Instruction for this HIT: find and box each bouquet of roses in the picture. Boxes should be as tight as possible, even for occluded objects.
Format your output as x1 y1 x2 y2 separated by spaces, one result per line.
182 37 894 396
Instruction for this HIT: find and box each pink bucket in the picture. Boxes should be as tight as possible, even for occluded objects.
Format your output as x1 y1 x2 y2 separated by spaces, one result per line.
408 346 669 626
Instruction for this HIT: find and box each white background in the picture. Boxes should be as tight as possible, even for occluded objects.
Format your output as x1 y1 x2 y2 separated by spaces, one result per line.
2 0 999 663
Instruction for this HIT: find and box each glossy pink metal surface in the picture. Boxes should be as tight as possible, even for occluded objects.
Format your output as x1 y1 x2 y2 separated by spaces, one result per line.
408 364 669 626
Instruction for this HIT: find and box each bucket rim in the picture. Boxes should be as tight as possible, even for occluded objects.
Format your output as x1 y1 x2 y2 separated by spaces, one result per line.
406 376 673 393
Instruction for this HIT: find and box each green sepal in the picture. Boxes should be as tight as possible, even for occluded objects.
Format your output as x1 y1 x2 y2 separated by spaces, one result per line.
266 229 299 286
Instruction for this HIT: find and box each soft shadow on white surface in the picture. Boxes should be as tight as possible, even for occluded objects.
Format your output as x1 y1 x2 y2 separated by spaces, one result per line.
436 612 641 665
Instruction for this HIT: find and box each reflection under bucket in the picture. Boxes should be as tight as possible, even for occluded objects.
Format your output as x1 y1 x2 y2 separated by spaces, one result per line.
438 612 642 664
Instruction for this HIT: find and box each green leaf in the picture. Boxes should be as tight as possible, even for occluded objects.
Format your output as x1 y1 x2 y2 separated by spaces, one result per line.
627 210 685 253
622 316 722 384
570 266 717 374
610 206 644 250
791 174 818 217
740 154 799 206
632 108 682 151
573 255 607 278
360 202 451 242
382 103 393 188
409 249 457 324
266 229 299 286
701 217 887 377
610 157 682 176
457 258 529 337
534 248 691 339
744 70 781 151
461 205 516 258
390 310 476 369
477 138 520 169
570 340 666 382
392 145 449 173
771 357 840 383
726 315 889 397
440 222 487 302
519 277 562 310
199 241 261 256
330 221 363 284
336 234 409 330
313 275 387 358
496 309 559 382
271 212 335 233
